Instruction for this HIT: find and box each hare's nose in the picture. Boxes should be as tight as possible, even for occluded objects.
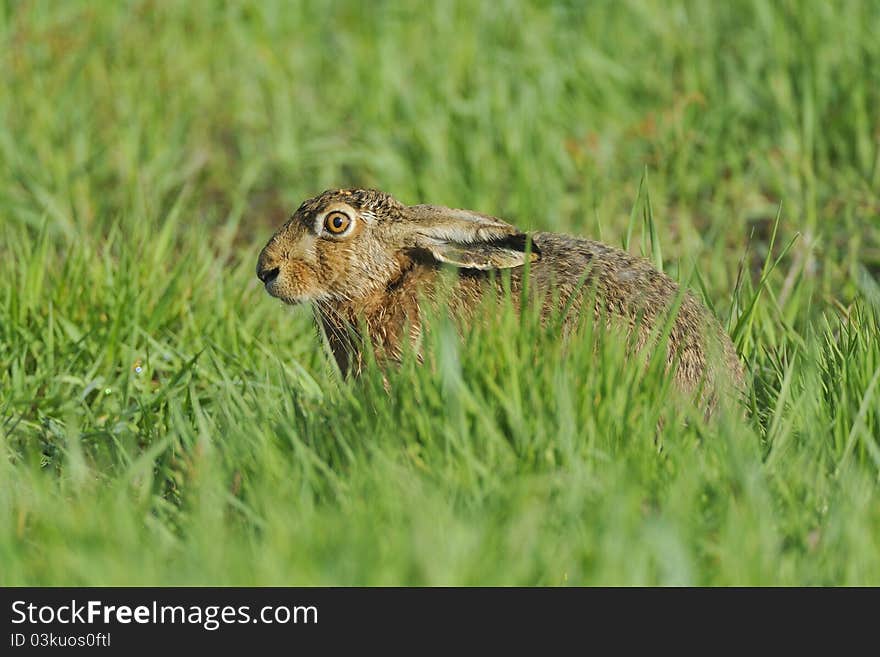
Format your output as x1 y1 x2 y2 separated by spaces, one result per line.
257 266 280 285
257 245 282 284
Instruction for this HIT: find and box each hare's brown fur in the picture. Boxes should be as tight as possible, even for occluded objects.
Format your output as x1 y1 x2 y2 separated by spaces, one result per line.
257 188 744 402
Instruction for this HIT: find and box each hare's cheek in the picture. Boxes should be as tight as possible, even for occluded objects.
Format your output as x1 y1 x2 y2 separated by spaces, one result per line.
287 262 321 295
267 261 321 303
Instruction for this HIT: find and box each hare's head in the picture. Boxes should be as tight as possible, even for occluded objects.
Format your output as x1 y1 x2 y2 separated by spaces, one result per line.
257 188 538 306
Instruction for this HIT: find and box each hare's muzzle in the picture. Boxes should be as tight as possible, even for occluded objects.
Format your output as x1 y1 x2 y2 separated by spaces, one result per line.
256 247 281 287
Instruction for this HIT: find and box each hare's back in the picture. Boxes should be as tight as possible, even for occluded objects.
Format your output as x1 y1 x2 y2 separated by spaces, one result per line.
529 232 679 303
528 231 743 391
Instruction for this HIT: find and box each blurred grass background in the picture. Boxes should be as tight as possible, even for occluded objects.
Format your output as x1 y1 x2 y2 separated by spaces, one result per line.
1 0 879 584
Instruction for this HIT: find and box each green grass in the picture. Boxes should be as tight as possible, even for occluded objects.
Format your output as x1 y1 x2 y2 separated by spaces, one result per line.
2 0 880 585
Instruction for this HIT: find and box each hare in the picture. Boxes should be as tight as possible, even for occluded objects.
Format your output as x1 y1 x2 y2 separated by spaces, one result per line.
257 188 744 403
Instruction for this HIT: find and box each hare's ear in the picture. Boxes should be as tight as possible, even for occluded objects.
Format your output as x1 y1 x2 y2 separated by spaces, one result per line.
406 205 540 270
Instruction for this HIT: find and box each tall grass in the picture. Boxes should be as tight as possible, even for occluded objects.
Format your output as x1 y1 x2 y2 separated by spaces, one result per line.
1 0 879 585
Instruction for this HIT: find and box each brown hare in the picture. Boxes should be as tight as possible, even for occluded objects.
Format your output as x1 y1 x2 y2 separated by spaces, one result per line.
257 188 744 405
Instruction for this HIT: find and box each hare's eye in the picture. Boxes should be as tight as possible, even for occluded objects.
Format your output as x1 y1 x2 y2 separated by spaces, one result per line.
324 211 352 235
